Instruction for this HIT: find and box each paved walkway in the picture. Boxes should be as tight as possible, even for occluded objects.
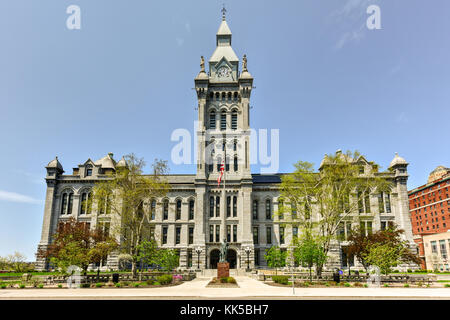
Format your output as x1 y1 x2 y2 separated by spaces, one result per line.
1 276 450 299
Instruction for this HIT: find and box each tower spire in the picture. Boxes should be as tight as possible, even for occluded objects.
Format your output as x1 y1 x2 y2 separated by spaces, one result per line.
221 4 227 21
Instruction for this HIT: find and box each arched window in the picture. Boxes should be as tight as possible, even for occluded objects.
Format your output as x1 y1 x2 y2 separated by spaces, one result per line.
176 199 182 220
163 200 169 220
217 156 222 172
231 111 237 130
233 156 238 172
150 199 156 220
60 193 68 215
189 199 195 220
209 196 214 217
278 199 284 220
227 92 231 101
220 111 226 130
265 199 272 220
210 92 214 99
233 140 237 151
80 193 87 215
233 196 237 217
67 193 73 215
233 92 238 101
87 192 92 214
225 156 230 172
215 92 220 100
209 111 216 129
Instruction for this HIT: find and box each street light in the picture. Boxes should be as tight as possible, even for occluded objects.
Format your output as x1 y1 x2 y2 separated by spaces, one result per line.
195 247 202 270
244 247 251 272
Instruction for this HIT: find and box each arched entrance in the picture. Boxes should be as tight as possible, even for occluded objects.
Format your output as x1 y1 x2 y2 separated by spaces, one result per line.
227 249 237 269
210 249 220 269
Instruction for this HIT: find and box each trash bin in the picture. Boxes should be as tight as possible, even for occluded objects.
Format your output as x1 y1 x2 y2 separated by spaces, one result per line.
112 273 119 284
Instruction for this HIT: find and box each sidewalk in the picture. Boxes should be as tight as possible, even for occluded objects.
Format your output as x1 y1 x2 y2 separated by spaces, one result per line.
1 276 450 299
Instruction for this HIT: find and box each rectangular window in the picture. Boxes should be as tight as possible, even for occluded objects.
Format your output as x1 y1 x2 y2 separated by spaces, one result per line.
187 249 192 268
233 225 237 242
266 200 271 220
189 226 194 244
293 227 298 238
233 196 237 217
252 200 258 220
175 226 181 244
440 240 447 259
162 226 168 244
231 112 237 130
189 200 195 220
216 196 220 217
209 197 214 218
253 226 259 244
215 225 220 242
209 225 214 242
280 227 285 245
385 193 391 213
150 200 156 220
266 226 272 244
227 225 231 242
176 201 181 220
227 196 231 217
431 241 438 254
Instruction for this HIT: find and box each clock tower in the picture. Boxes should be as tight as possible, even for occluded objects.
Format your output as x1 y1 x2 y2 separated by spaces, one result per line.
193 10 255 268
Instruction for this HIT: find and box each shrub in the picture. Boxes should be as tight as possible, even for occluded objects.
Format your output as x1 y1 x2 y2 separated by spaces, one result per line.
272 276 289 285
156 274 173 285
364 284 368 288
325 282 330 287
0 284 7 289
407 269 412 273
220 277 228 283
95 283 103 288
404 284 410 288
417 281 423 287
384 283 389 287
353 282 363 287
344 283 351 287
444 284 450 288
115 283 122 288
57 284 62 288
38 284 44 289
80 283 90 288
173 274 183 281
133 283 140 288
302 282 310 287
227 277 236 284
146 279 154 286
120 282 128 287
153 282 161 286
19 284 25 289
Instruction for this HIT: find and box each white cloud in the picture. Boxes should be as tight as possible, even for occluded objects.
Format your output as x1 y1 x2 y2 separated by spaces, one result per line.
334 23 366 50
0 190 43 204
185 22 191 33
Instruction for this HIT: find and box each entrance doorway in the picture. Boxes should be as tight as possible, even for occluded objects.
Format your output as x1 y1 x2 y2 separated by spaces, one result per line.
227 249 237 269
210 249 220 269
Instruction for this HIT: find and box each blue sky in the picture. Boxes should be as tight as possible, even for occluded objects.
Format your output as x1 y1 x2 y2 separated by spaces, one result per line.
0 0 449 259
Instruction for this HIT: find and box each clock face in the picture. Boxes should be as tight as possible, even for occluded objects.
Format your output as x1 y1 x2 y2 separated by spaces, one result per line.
217 66 230 78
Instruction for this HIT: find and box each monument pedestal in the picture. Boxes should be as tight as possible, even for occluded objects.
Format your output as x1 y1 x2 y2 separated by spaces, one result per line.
217 262 230 278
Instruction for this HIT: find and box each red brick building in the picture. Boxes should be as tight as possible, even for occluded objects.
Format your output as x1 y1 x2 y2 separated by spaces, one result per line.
409 166 450 269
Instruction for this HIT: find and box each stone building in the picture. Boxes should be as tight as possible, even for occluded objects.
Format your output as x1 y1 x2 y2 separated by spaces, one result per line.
36 14 416 271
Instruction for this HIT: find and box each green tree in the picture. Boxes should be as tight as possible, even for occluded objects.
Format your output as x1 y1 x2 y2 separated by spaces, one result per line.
264 246 287 275
347 225 420 272
92 154 170 277
136 239 159 269
280 150 392 276
363 243 402 275
293 233 327 281
157 249 179 272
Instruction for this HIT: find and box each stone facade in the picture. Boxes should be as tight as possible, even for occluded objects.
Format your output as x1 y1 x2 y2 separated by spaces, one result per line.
36 15 416 272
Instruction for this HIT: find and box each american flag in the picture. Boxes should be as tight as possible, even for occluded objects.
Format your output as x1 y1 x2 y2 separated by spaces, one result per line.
217 161 225 187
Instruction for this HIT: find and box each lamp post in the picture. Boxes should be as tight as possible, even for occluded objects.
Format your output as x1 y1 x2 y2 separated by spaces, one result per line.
195 247 202 270
244 247 251 272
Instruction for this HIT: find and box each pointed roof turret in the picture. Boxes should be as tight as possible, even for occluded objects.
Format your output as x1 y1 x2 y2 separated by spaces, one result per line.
210 7 239 63
46 156 64 173
116 156 128 168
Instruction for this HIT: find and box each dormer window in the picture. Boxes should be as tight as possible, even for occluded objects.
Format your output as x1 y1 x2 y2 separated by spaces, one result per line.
86 165 93 177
